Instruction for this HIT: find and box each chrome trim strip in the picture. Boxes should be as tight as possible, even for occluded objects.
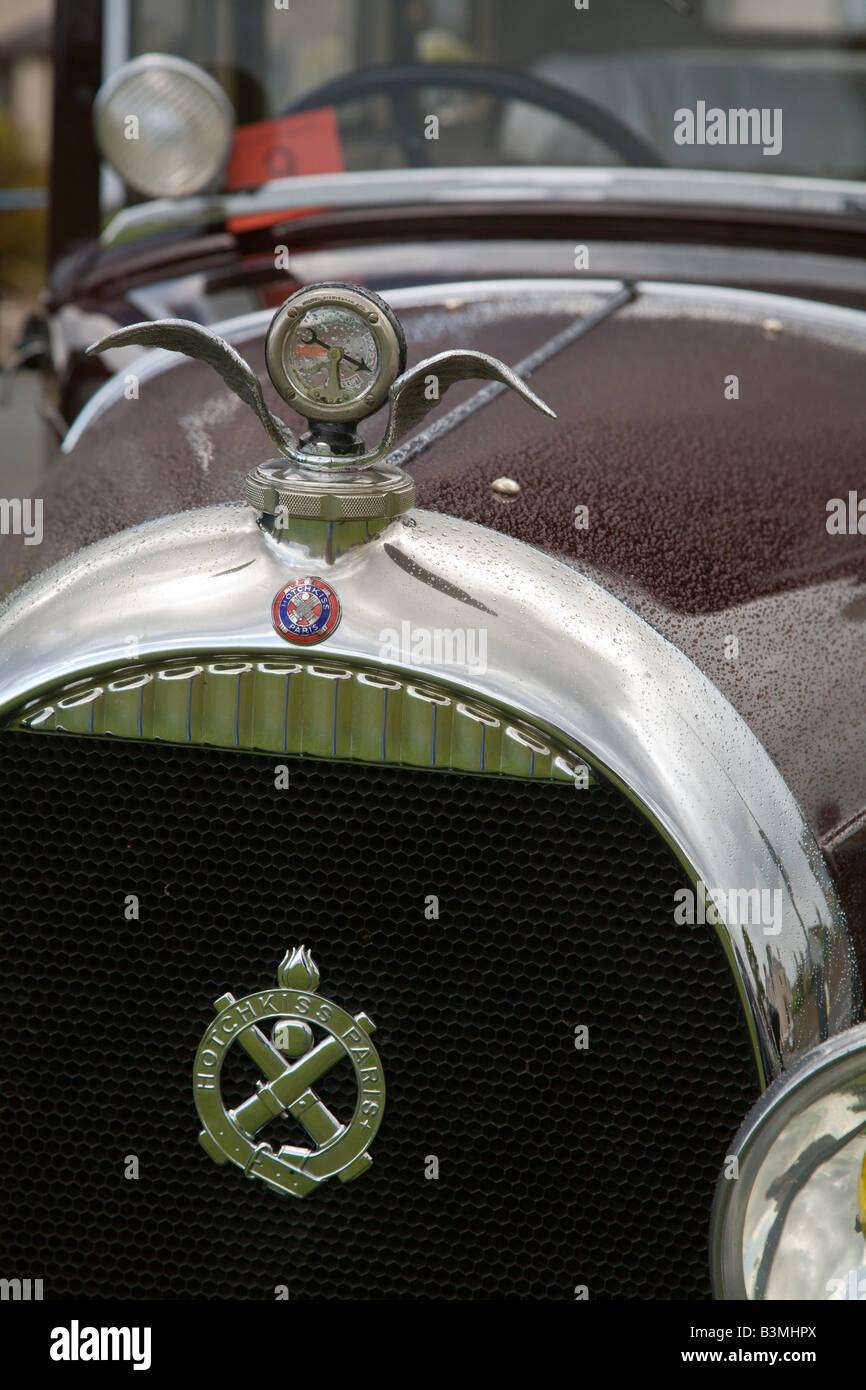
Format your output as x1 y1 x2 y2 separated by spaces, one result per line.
277 241 866 298
98 0 130 216
62 276 866 454
0 503 858 1082
99 167 866 248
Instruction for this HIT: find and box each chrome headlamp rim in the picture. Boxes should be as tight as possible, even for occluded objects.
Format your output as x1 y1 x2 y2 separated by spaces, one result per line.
711 1021 866 1301
93 53 235 200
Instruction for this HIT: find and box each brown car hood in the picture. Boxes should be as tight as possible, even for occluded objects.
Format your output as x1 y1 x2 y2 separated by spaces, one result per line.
2 284 865 954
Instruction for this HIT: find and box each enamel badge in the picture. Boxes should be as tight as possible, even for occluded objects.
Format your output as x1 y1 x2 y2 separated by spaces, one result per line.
271 576 341 645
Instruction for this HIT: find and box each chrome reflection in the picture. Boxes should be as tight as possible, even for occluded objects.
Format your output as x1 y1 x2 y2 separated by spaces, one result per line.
712 1023 866 1300
0 503 858 1081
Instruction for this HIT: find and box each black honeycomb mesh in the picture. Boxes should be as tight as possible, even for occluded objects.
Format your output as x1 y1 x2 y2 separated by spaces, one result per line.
0 732 757 1300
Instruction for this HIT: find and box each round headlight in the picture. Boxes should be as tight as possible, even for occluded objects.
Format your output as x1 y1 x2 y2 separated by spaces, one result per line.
93 54 234 199
712 1023 866 1300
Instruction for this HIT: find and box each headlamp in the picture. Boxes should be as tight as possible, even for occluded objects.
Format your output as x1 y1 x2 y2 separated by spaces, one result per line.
712 1023 866 1300
93 54 234 199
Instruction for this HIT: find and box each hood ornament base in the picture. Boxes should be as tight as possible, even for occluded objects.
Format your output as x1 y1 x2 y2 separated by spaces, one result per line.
245 459 415 523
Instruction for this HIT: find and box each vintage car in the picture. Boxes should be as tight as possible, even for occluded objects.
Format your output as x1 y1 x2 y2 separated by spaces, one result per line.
0 0 865 1305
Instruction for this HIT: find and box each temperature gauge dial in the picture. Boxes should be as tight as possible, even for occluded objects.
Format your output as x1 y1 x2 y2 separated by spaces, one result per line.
265 282 406 423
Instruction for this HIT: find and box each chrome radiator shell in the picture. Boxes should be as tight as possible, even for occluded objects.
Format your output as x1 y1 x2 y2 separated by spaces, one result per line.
0 502 858 1082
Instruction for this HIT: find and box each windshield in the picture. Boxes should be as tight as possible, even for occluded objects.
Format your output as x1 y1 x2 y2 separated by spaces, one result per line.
121 0 866 197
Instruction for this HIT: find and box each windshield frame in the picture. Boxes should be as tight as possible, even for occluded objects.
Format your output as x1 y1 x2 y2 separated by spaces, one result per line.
98 164 866 251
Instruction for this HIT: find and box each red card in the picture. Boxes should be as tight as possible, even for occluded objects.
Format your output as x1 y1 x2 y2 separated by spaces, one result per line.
224 108 344 235
225 107 343 187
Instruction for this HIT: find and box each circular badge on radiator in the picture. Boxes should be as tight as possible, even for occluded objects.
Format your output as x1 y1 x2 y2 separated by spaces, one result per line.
272 576 341 645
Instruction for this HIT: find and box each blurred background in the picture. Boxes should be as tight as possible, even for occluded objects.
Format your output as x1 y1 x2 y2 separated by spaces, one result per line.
2 0 866 492
0 0 50 359
0 0 49 492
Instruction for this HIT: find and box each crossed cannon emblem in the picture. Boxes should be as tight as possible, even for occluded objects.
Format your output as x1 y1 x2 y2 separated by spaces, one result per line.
193 946 385 1197
285 591 321 626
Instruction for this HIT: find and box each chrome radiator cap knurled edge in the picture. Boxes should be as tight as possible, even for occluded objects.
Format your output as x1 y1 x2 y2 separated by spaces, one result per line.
244 460 415 520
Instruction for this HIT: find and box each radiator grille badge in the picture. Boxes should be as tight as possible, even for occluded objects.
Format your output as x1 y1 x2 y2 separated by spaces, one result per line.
272 575 341 645
193 947 385 1198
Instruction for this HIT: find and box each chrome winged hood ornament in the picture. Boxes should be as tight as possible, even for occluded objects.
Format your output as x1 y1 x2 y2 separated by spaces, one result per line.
86 281 555 470
90 314 295 457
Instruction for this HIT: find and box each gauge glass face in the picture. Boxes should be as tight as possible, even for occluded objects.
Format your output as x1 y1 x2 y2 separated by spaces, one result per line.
285 306 380 409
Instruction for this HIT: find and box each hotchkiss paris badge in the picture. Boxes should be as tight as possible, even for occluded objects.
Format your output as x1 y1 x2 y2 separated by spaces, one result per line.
193 946 384 1197
271 576 341 645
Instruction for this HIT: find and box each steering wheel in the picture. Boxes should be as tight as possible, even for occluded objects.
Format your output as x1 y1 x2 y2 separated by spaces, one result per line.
281 61 665 169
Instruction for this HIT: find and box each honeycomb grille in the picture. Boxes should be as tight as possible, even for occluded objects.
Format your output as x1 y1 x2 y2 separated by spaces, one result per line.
0 732 757 1300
